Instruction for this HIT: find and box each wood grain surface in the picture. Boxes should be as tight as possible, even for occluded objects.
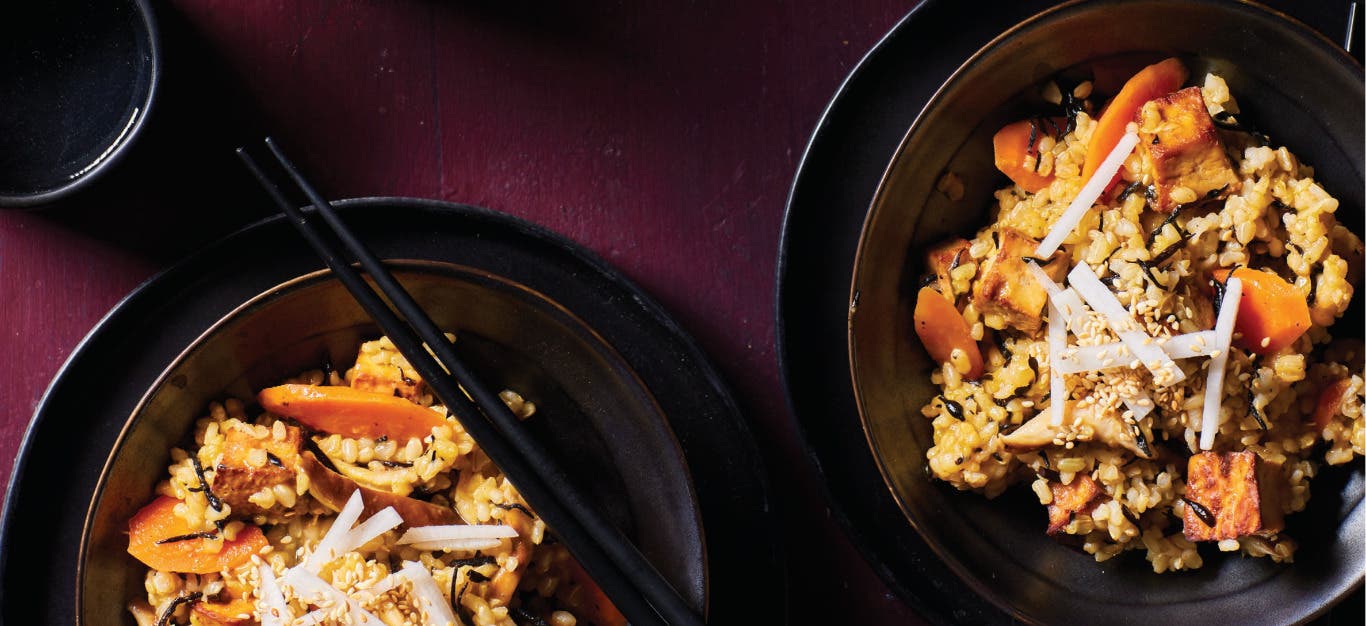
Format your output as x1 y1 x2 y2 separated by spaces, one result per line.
0 0 925 622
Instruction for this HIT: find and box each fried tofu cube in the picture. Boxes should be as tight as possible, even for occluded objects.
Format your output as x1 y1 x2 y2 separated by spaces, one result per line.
211 422 302 515
1046 474 1103 535
972 227 1058 332
925 238 971 297
1136 86 1240 212
346 337 429 403
1183 451 1285 541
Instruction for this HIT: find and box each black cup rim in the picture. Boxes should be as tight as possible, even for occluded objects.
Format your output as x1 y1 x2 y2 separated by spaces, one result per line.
0 0 161 208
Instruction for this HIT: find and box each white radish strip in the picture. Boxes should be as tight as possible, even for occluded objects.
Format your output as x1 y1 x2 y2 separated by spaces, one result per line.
304 489 365 573
1124 392 1155 422
1054 331 1219 374
1049 301 1066 426
397 524 519 544
354 572 404 603
406 538 506 552
258 564 291 626
293 610 328 626
399 561 460 626
1068 263 1184 385
1026 262 1087 323
1034 261 1157 419
282 566 383 625
1036 130 1140 258
346 506 403 553
1200 277 1243 450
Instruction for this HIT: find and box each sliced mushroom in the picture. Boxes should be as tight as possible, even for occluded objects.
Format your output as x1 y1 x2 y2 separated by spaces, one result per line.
300 451 458 528
1001 401 1154 459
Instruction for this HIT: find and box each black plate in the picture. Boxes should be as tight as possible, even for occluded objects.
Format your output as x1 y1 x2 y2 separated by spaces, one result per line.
776 0 1363 623
1 198 783 623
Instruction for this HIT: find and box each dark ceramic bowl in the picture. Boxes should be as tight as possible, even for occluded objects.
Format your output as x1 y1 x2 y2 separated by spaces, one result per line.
76 260 705 624
848 0 1363 623
0 0 159 207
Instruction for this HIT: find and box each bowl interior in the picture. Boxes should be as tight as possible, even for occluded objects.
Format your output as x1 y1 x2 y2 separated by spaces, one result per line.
0 0 157 206
78 260 705 623
849 0 1363 623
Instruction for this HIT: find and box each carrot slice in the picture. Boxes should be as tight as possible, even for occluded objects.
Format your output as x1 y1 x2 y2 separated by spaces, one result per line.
1212 267 1311 354
1312 378 1353 430
913 286 984 379
127 496 267 574
561 556 628 626
488 507 536 607
993 117 1066 192
1082 57 1188 190
258 383 447 441
191 596 257 626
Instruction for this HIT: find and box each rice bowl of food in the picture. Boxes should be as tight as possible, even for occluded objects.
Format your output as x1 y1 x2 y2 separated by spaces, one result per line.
78 260 706 626
847 0 1362 623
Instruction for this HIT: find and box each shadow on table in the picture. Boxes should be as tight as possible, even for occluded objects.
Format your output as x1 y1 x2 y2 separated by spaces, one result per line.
23 1 280 265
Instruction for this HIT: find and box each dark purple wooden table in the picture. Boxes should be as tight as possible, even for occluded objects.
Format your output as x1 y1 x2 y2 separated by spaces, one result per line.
0 1 926 622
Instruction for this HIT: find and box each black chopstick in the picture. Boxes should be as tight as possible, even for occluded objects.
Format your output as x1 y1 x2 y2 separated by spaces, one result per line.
237 138 703 626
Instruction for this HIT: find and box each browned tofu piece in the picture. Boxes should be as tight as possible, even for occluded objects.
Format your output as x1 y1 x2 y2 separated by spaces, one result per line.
1182 451 1285 541
1136 86 1240 212
211 423 303 515
346 339 428 402
925 238 971 298
972 227 1059 332
1046 474 1103 535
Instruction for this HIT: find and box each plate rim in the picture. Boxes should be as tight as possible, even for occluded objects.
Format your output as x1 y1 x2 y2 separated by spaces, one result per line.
73 258 710 621
775 0 1364 623
2 196 783 622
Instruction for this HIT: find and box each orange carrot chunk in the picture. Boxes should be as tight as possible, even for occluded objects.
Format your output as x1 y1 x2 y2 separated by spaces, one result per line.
191 596 258 626
1083 57 1188 189
1312 378 1353 430
258 383 447 441
127 496 267 574
562 556 628 626
1212 267 1311 354
993 117 1067 193
913 286 984 379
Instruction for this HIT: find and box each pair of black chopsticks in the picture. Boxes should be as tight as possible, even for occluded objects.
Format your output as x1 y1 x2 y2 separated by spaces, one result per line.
237 138 702 626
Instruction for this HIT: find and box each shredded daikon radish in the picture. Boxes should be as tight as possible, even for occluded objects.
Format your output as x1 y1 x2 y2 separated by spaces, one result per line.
399 561 461 626
1054 331 1219 374
346 506 403 552
1036 130 1140 258
303 490 366 572
258 564 291 626
1048 301 1066 425
1031 261 1156 419
1067 262 1184 385
353 571 404 603
1200 277 1243 450
406 538 506 552
1125 391 1156 422
293 611 329 626
282 567 382 625
397 524 519 545
1026 262 1086 323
